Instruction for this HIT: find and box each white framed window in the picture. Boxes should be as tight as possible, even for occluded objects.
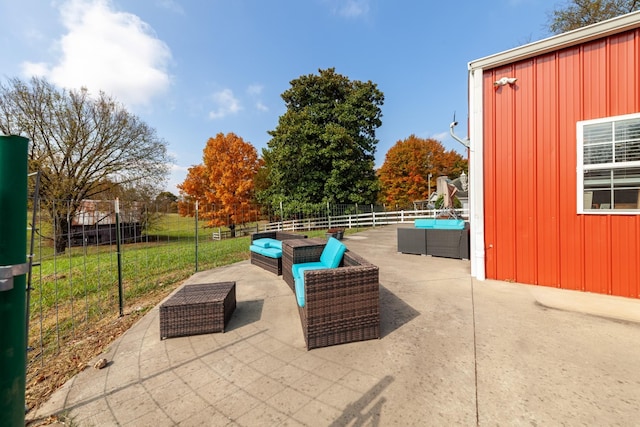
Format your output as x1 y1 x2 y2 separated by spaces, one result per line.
577 112 640 214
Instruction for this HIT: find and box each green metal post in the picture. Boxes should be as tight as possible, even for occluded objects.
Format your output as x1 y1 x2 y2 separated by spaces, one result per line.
0 135 29 425
115 198 124 317
195 201 199 272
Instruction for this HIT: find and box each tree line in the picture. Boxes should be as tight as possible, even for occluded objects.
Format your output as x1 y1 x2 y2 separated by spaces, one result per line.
177 68 467 229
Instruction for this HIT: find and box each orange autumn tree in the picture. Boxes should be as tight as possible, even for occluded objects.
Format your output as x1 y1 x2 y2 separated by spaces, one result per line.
177 132 262 227
378 135 467 208
177 164 208 217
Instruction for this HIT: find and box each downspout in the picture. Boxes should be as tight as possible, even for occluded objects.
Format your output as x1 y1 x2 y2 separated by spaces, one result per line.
450 68 486 281
468 67 486 281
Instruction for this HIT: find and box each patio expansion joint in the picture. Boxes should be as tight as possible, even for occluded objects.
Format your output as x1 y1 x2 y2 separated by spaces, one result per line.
470 275 480 426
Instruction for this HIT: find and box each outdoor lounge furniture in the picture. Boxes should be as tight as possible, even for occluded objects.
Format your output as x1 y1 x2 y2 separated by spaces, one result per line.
250 231 307 275
397 219 470 259
159 282 236 339
282 238 380 350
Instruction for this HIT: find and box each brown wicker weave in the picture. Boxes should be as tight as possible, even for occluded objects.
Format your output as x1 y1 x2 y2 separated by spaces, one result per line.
282 239 380 350
250 231 307 275
159 282 236 339
397 223 470 259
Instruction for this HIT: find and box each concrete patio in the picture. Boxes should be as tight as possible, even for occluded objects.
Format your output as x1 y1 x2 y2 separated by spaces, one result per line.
27 224 640 426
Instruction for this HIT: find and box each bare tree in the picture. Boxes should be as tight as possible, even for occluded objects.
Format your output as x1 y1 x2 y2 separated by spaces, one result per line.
548 0 639 34
0 77 172 253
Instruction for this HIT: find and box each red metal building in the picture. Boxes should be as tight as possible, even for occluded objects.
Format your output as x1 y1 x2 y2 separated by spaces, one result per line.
467 12 640 298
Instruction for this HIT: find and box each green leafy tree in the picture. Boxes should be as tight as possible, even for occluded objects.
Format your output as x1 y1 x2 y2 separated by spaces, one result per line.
254 148 273 203
260 68 384 209
0 77 171 253
155 191 178 213
547 0 640 34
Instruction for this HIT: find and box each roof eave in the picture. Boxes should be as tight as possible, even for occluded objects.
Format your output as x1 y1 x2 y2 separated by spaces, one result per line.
469 10 640 71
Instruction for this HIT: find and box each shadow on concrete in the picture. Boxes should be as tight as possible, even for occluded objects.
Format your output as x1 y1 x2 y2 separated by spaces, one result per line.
329 375 394 427
227 299 264 330
379 285 420 338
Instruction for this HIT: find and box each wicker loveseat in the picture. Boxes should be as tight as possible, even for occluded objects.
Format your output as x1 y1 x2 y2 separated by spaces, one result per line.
282 238 380 350
397 219 470 259
250 231 307 275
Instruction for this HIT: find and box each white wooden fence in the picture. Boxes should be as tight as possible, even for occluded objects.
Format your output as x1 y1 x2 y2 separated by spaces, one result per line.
261 208 469 232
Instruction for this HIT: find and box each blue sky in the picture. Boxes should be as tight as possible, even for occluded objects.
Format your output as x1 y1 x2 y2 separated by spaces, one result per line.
1 0 553 194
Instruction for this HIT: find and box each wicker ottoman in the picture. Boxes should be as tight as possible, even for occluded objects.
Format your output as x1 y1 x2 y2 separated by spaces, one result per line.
160 282 236 339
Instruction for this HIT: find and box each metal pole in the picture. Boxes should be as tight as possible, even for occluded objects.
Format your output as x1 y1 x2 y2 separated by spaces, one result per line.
25 171 40 358
0 135 29 425
195 200 199 272
115 198 124 317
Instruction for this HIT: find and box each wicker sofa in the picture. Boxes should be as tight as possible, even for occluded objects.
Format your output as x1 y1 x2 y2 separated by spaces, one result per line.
282 238 380 350
397 219 470 259
250 231 307 275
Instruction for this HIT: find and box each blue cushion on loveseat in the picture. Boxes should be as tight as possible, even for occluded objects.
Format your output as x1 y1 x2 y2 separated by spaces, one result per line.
291 238 347 307
251 238 282 249
320 237 347 268
249 244 282 259
414 218 465 230
293 262 328 307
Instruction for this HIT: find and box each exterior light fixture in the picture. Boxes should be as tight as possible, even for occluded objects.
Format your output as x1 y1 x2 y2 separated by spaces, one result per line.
494 77 517 87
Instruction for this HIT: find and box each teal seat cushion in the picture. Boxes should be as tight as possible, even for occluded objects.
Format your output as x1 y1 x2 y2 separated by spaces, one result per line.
292 262 327 280
291 239 346 307
292 262 329 307
294 277 307 307
249 244 282 258
415 219 465 230
251 238 282 249
319 237 347 268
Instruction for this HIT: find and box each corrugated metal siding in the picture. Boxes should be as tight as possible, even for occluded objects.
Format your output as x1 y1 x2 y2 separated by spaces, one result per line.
514 61 537 284
557 48 585 291
494 65 518 281
483 29 640 298
535 56 561 286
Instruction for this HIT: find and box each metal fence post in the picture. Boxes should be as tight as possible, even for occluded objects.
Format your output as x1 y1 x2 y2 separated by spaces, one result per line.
195 201 199 272
0 135 29 425
115 198 124 317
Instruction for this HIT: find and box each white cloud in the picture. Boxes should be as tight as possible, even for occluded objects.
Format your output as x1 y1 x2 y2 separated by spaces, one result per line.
431 131 449 142
208 89 241 119
246 84 263 96
21 61 49 77
21 0 172 107
327 0 370 18
246 84 268 112
167 164 189 194
256 101 268 112
155 0 184 15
